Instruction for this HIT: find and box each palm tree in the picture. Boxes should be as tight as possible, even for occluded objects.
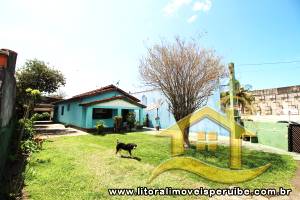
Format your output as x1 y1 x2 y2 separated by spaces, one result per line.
220 80 255 114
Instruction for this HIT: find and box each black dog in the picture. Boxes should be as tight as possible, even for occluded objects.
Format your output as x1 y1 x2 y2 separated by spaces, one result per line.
116 139 137 157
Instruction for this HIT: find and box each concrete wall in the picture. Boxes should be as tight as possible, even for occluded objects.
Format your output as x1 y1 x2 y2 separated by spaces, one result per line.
243 85 300 117
244 121 289 151
0 49 17 178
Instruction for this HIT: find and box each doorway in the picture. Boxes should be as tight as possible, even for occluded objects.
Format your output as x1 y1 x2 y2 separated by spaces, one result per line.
121 109 130 123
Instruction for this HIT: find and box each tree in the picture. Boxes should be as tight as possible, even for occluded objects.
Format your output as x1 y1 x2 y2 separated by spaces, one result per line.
220 80 255 114
16 59 66 118
139 37 226 147
16 59 66 94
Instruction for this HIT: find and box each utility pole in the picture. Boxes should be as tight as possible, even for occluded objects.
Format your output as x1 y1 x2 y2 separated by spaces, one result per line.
228 63 242 169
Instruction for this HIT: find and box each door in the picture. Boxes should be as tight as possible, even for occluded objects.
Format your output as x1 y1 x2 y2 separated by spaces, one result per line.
121 109 129 123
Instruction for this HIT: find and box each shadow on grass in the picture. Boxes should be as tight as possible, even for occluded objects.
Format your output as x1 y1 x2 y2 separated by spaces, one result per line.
184 144 289 169
177 144 297 188
120 155 142 161
90 132 128 136
90 128 150 136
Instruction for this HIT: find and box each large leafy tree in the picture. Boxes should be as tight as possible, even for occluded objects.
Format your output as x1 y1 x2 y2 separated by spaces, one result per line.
16 59 66 94
16 59 66 118
139 37 226 147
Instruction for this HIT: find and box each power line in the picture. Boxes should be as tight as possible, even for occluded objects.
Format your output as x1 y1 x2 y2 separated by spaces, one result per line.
237 65 300 72
237 60 300 66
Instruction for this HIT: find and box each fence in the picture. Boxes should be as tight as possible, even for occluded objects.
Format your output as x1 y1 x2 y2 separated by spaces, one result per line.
288 124 300 153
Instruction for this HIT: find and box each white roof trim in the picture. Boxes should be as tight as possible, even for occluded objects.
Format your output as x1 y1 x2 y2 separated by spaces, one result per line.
93 99 141 109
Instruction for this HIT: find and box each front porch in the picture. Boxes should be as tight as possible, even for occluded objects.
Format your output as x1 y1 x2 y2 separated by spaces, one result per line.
80 97 145 129
86 107 143 129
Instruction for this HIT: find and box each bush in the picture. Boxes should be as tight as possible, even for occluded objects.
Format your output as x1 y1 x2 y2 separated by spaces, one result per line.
19 118 36 140
126 112 136 131
95 120 106 134
20 140 39 155
31 112 50 121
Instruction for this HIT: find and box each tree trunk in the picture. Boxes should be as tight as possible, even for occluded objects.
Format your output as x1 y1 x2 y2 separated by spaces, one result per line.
183 127 190 148
174 112 192 149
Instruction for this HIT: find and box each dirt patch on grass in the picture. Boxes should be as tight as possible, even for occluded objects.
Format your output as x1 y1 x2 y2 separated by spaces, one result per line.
292 161 300 192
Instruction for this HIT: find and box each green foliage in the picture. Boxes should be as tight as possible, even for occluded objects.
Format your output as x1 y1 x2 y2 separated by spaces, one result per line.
25 88 41 103
126 112 136 130
20 140 39 154
95 120 105 129
95 120 106 134
18 118 36 140
16 59 66 94
220 79 254 113
31 112 50 121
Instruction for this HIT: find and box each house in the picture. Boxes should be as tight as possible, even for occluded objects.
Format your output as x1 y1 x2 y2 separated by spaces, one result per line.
53 85 146 130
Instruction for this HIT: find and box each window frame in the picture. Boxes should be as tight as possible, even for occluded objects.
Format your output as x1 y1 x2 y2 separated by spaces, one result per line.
92 108 113 119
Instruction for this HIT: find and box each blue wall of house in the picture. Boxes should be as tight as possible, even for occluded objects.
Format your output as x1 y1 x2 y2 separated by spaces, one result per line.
55 91 144 129
55 100 84 127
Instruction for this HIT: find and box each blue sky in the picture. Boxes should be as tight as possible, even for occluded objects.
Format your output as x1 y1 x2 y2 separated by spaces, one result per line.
1 0 300 97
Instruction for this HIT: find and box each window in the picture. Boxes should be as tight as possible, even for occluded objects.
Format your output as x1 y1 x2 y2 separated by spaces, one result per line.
61 106 64 115
67 104 71 111
92 108 112 119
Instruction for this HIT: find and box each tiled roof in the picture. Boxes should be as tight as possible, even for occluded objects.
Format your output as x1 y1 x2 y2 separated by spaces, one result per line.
53 85 140 104
79 96 146 108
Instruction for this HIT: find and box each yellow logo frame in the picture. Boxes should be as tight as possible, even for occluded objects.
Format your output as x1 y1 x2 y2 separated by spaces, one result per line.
148 106 271 184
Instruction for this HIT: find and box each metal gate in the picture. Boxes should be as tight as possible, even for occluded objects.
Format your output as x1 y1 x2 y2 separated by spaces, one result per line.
288 124 300 153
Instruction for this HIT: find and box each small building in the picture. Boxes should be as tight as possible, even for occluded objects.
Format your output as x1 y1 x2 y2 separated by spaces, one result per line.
53 85 146 130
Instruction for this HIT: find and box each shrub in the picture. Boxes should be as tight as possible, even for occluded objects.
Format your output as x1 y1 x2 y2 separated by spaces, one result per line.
19 118 36 140
126 112 136 131
95 120 106 134
31 112 50 121
40 112 50 120
20 140 39 155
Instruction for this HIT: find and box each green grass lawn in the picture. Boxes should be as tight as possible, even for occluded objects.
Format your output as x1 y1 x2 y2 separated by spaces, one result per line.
24 132 297 200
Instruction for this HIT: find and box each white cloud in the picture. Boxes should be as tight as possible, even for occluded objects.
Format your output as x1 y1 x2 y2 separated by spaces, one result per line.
193 0 212 12
163 0 192 15
187 14 198 23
